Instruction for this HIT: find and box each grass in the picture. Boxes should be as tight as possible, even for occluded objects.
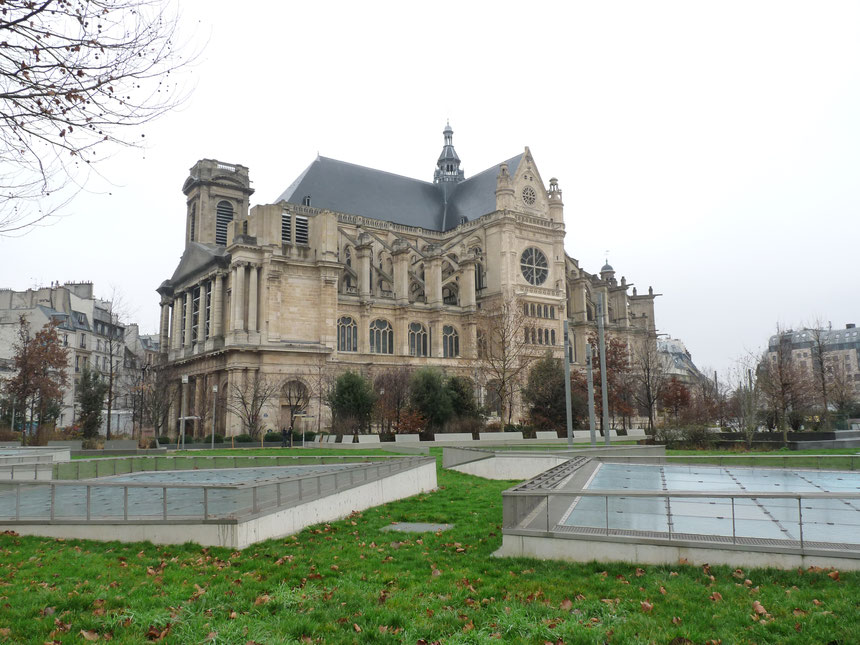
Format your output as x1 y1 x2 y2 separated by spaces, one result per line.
0 450 857 644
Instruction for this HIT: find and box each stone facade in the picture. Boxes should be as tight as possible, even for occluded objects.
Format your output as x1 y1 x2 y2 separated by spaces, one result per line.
157 128 659 436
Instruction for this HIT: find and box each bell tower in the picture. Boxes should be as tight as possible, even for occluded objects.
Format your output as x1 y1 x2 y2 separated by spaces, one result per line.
181 159 255 247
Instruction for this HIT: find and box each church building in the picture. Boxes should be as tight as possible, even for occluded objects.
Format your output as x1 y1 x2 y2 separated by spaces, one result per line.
156 125 658 435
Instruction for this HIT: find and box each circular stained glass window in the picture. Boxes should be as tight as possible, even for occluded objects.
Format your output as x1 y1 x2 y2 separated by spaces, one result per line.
522 186 537 205
520 247 548 286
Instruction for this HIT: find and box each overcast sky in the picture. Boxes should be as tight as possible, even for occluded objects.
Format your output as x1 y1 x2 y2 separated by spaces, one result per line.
1 0 858 379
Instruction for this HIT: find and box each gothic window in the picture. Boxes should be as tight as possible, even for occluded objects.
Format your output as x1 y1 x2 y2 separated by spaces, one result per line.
215 201 233 246
345 247 352 267
550 306 555 319
442 325 459 358
520 247 548 286
281 210 291 243
530 303 535 317
530 328 536 344
538 328 544 345
180 294 187 346
475 262 485 291
409 322 428 357
370 319 394 354
295 216 309 244
551 329 556 345
337 316 357 352
189 205 196 242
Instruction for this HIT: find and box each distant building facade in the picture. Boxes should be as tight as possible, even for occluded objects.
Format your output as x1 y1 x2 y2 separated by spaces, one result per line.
766 324 860 398
0 282 150 433
658 338 705 386
156 125 662 435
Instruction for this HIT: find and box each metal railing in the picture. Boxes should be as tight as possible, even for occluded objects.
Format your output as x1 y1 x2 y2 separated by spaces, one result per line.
52 454 410 481
1 456 433 524
596 454 859 471
503 490 860 557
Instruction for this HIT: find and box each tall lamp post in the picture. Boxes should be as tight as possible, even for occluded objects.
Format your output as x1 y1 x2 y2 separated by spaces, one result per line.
211 384 218 450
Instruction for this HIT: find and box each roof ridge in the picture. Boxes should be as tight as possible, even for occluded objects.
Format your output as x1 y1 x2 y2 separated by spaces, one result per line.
316 156 436 186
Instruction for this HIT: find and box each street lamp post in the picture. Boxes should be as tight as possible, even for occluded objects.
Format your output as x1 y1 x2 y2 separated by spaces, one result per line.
211 384 218 450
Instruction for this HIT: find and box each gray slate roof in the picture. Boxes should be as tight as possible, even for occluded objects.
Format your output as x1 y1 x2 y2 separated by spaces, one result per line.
168 242 230 288
276 154 523 232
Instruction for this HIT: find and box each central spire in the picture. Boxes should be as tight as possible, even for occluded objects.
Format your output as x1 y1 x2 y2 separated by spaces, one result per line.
434 121 464 184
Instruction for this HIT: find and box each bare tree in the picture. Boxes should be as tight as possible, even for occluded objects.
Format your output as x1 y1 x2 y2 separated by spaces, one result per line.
305 359 331 436
280 379 310 442
758 328 813 444
474 297 534 426
225 372 280 439
0 0 193 234
97 290 128 439
725 354 760 448
373 367 411 433
631 339 666 434
809 323 832 429
142 364 174 437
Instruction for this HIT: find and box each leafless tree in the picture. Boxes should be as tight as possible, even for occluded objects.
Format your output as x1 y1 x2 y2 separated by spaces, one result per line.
97 289 129 439
280 379 310 443
473 297 534 426
828 362 857 421
758 327 813 444
142 364 174 437
725 354 760 448
373 367 411 433
0 0 194 235
809 323 832 429
305 359 331 436
225 372 280 439
631 339 666 434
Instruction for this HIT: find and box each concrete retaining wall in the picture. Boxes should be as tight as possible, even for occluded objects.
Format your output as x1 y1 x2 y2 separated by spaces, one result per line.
452 455 571 480
479 432 524 441
5 461 438 548
495 533 860 572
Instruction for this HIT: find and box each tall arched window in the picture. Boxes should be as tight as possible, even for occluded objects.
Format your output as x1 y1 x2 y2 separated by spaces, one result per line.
215 200 234 246
442 325 459 358
550 329 556 345
337 316 357 352
370 319 394 354
475 262 485 291
408 322 428 357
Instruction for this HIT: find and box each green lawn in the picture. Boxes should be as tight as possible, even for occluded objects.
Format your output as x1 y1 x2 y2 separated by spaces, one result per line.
0 449 856 643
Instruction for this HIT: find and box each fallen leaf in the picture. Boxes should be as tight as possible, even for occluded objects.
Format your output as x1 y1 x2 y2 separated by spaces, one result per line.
752 600 767 615
635 568 645 577
827 571 840 581
560 599 573 611
672 616 682 625
793 608 807 616
709 592 723 602
80 630 100 641
253 594 270 606
659 586 667 595
640 600 653 612
353 623 361 633
812 599 822 606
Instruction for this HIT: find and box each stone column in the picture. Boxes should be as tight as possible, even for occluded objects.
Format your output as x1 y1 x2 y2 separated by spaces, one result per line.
171 294 182 350
248 264 259 332
392 239 410 305
197 282 208 344
184 289 193 348
159 300 170 353
430 319 443 358
356 239 372 299
460 257 477 310
212 273 224 338
426 246 443 308
233 263 246 331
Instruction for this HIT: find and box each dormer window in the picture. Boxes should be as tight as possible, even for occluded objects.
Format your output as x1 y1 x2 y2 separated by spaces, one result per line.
302 195 311 206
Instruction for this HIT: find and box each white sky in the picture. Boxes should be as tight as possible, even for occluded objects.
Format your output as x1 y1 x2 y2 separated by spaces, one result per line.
1 0 858 379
